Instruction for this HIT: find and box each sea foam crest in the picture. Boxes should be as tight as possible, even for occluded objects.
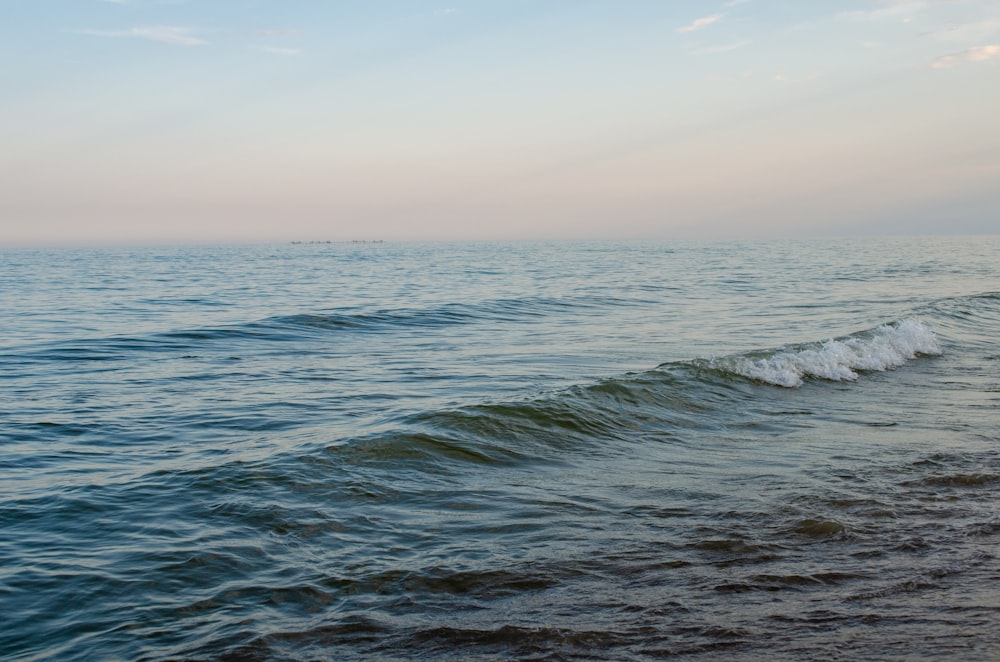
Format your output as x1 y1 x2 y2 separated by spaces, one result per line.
729 318 941 388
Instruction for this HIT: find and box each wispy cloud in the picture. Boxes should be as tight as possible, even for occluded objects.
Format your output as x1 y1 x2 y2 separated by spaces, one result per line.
434 8 458 15
725 0 750 7
926 19 1000 43
677 14 723 33
837 1 925 23
931 44 1000 69
259 29 298 37
74 26 209 46
260 46 302 57
694 40 751 55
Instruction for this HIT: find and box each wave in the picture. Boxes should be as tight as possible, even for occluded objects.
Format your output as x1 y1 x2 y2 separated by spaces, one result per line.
9 289 993 370
168 290 997 351
338 317 947 470
258 294 636 333
3 294 641 356
703 318 942 388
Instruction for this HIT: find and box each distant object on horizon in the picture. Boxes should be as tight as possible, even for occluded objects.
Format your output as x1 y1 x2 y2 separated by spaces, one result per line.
291 240 385 245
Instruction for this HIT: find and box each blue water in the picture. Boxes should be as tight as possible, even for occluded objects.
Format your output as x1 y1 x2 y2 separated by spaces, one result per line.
2 237 998 660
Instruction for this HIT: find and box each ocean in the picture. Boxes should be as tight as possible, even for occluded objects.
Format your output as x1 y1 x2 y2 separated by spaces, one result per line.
2 237 998 660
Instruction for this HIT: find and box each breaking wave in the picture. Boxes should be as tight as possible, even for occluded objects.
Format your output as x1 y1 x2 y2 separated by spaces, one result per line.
707 318 941 388
355 318 946 468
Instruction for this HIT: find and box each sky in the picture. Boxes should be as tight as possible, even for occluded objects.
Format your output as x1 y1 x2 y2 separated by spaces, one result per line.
1 0 998 246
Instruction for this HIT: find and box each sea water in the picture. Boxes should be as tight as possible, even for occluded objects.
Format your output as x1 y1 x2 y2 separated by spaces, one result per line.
1 237 998 660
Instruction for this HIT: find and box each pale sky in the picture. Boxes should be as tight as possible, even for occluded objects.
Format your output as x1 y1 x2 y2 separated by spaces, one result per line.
1 0 998 246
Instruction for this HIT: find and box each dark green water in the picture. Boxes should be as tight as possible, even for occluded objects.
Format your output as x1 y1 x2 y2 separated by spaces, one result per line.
2 238 998 660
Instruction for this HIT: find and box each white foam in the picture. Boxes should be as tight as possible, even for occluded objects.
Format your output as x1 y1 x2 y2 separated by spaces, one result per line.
729 319 942 388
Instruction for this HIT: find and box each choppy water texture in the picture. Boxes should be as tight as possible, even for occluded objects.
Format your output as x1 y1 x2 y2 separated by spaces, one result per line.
2 237 999 661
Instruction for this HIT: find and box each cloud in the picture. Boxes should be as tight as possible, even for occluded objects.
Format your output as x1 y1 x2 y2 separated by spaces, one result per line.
260 46 302 57
131 26 207 45
837 1 925 22
772 71 824 84
677 14 723 33
725 0 750 6
931 44 1000 69
693 40 751 55
434 8 458 15
926 19 1000 43
259 29 298 37
75 26 208 46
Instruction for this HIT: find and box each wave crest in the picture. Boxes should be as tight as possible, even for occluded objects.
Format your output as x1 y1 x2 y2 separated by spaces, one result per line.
720 319 941 388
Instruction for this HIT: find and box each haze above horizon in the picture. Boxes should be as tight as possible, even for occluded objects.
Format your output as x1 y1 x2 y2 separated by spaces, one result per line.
2 0 998 247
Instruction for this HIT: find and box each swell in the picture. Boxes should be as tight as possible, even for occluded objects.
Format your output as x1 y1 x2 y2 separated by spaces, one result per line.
913 291 1000 351
376 293 1000 464
263 294 631 332
5 290 994 370
341 314 956 467
365 366 748 465
0 294 637 364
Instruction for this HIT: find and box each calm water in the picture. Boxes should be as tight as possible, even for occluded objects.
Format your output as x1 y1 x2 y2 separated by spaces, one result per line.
2 237 998 660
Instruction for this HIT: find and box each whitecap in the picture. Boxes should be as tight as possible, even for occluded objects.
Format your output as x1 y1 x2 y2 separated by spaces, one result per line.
728 318 942 388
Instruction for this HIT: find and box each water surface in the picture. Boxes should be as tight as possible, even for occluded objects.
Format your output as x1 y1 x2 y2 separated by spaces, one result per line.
2 237 998 660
